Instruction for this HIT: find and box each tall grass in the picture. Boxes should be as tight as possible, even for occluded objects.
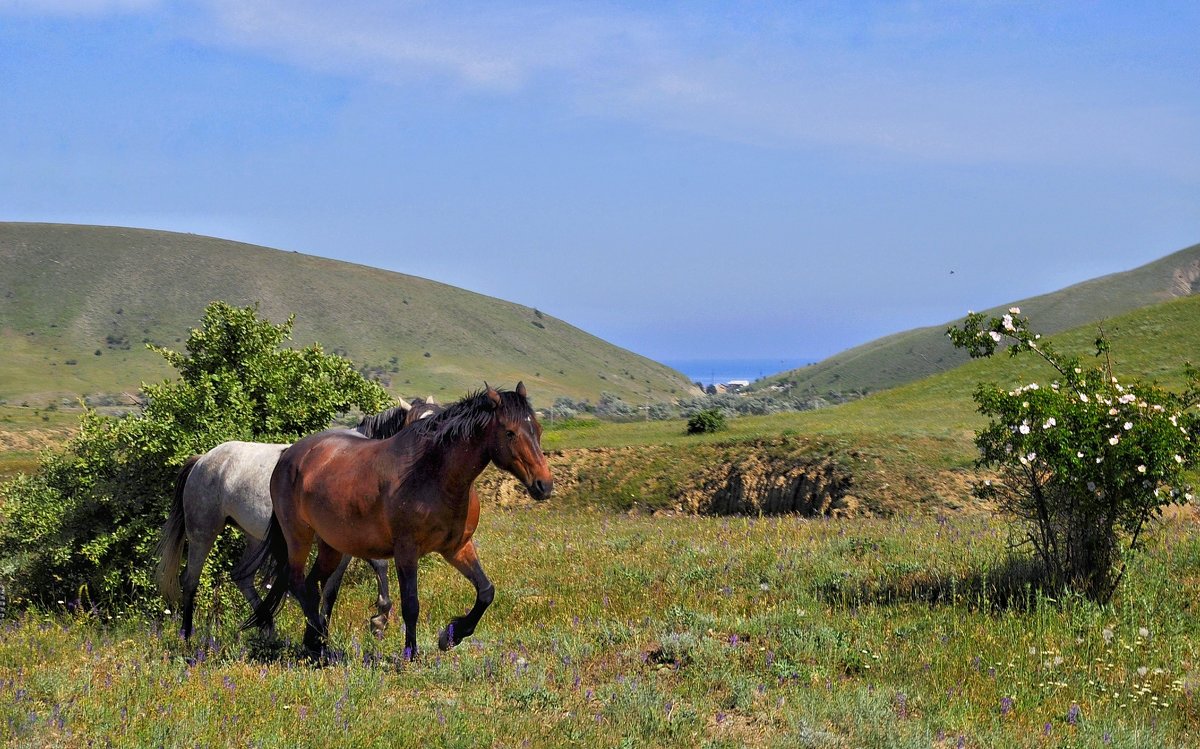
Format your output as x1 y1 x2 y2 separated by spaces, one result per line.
3 508 1198 747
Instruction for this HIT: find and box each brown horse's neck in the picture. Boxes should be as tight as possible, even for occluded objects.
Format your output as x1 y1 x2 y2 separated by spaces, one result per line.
400 427 492 505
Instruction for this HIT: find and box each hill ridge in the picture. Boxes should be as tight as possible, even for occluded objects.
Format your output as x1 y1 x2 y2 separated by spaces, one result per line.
755 241 1200 399
0 222 695 406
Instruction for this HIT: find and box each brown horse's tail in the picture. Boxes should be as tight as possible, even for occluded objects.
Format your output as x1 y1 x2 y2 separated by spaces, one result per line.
155 455 201 607
240 513 289 631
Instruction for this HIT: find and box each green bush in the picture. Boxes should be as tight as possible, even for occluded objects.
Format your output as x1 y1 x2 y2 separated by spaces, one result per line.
0 302 391 611
686 408 727 435
948 308 1200 601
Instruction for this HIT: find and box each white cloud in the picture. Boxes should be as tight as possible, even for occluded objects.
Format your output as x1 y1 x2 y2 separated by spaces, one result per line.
0 0 156 15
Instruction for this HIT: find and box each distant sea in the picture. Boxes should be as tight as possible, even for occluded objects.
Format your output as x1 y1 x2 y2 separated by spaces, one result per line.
661 358 812 387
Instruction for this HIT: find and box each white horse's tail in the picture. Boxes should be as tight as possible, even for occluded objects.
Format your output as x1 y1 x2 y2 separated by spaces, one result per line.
155 455 201 607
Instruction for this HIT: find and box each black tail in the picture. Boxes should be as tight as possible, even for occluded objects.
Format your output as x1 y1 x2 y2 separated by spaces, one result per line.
155 455 202 606
239 513 290 631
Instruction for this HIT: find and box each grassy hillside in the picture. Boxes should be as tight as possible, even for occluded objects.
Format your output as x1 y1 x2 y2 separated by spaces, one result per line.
0 223 694 408
753 241 1200 400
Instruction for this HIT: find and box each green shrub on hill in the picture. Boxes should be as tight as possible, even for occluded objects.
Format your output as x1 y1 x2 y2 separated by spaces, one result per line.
0 302 391 611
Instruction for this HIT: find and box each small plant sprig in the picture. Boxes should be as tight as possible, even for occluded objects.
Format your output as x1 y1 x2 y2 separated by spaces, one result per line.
948 308 1200 601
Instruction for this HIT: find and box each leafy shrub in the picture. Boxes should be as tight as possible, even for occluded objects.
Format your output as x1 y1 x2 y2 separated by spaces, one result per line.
0 301 392 611
686 408 727 435
948 309 1199 601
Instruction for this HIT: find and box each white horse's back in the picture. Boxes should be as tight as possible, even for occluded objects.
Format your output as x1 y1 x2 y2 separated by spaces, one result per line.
185 440 289 540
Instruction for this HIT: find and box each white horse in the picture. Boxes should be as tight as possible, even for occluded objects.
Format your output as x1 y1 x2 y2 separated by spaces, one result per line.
156 398 441 640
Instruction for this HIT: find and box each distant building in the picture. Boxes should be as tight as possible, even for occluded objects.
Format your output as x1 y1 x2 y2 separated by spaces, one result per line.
725 379 751 391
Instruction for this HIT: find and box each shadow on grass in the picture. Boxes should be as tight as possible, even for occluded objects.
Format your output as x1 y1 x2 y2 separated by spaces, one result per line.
815 555 1063 612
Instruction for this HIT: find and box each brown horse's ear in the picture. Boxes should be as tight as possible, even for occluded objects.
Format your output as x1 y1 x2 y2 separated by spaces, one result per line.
486 386 501 410
516 381 527 399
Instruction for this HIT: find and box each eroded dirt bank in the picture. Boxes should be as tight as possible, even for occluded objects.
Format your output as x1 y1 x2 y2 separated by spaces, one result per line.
475 437 990 518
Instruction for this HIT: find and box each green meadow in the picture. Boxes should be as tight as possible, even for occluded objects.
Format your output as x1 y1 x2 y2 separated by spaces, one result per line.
2 509 1198 747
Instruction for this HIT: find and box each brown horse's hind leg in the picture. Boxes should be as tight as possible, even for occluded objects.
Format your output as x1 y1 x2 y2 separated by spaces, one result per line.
438 540 494 651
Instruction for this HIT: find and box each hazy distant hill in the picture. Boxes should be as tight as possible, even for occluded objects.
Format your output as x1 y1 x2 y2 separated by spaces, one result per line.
754 241 1200 400
0 223 695 407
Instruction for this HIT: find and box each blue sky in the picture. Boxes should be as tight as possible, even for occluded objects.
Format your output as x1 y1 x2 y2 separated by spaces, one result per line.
2 1 1198 363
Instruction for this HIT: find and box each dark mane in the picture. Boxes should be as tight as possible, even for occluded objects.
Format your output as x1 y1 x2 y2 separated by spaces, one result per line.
354 404 410 439
408 388 532 446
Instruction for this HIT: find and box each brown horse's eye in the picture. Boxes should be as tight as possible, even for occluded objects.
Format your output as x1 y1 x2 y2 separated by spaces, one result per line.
506 430 516 439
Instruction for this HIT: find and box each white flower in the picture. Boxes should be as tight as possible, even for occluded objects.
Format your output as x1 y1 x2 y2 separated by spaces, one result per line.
989 331 1002 342
1077 452 1084 458
1002 314 1015 331
1080 393 1090 403
1109 436 1120 445
1074 368 1082 374
1028 383 1040 390
1052 383 1060 391
1124 421 1133 431
1139 627 1150 639
1019 421 1031 435
1042 418 1057 429
1137 465 1147 474
1109 408 1119 416
1175 455 1184 464
1009 307 1021 314
1119 393 1136 404
1026 452 1037 462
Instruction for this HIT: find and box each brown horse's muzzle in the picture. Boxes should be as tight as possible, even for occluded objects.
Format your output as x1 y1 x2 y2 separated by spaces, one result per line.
527 477 553 501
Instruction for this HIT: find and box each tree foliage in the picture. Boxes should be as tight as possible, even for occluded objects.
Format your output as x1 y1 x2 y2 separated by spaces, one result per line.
948 308 1200 601
0 302 392 610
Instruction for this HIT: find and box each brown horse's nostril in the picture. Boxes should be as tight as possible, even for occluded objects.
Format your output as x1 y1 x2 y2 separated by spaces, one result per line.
530 479 553 500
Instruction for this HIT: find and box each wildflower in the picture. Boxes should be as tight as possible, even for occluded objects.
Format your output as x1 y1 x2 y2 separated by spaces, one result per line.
1174 455 1183 464
1109 408 1119 416
1042 417 1056 429
1109 435 1119 445
1019 422 1031 435
1067 703 1081 726
1009 306 1021 314
1002 314 1015 331
1000 696 1013 716
1077 452 1084 458
1139 627 1150 639
1080 393 1089 402
989 331 1003 342
1137 465 1147 474
1124 421 1133 431
1119 393 1136 404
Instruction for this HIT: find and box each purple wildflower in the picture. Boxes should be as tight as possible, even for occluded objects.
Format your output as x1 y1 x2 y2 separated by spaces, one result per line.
1043 722 1052 736
895 693 908 720
1000 696 1013 717
1067 703 1081 726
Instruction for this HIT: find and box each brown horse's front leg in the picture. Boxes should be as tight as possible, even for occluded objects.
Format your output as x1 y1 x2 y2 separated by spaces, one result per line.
394 548 420 659
438 540 494 651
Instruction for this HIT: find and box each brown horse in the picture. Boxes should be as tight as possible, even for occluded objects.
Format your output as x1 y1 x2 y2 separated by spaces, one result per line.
245 383 553 657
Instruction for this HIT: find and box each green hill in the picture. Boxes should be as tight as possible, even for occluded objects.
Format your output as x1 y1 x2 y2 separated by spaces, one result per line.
754 241 1200 400
0 223 695 408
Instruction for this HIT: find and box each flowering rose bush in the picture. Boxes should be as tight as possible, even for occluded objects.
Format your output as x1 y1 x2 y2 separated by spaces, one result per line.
948 308 1200 601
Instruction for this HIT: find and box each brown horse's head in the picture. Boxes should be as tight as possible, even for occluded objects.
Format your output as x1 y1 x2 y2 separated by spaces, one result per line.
486 381 553 501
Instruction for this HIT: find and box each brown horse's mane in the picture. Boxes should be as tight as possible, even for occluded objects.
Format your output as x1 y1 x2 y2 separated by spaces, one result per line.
406 388 532 447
